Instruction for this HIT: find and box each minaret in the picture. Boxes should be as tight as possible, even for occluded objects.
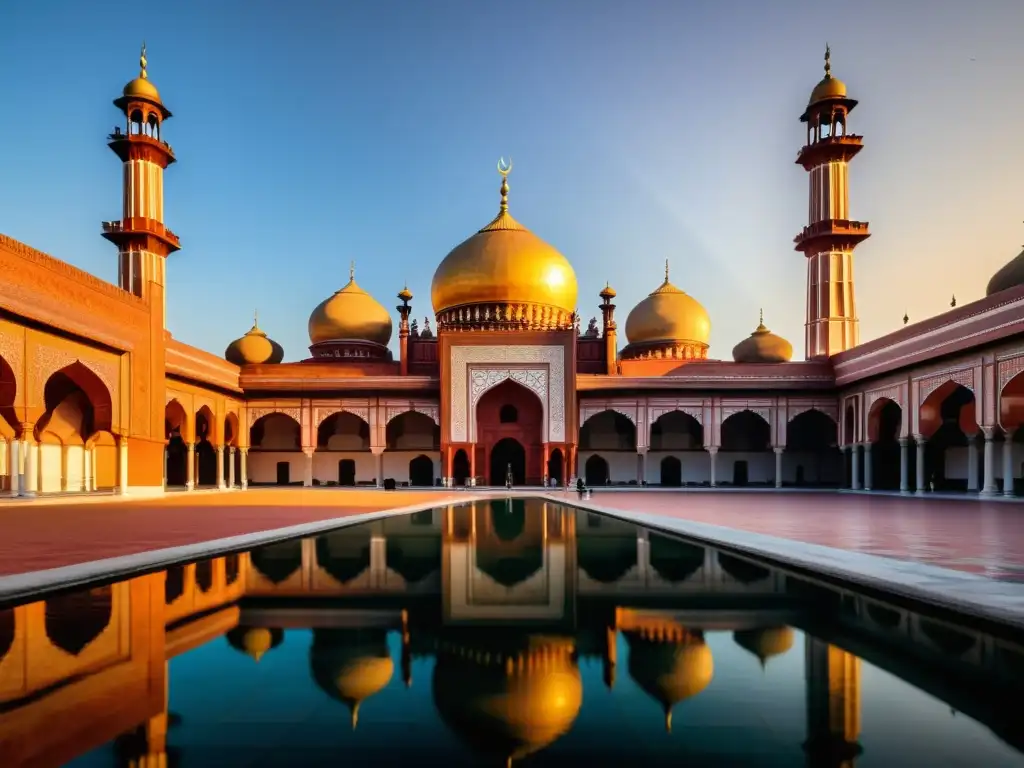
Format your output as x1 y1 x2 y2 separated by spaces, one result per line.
794 45 869 360
102 43 179 323
397 283 413 376
599 281 618 374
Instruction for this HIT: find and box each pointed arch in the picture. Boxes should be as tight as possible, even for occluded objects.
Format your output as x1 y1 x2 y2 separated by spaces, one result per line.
41 361 113 437
580 409 637 451
650 410 703 450
223 411 241 448
386 410 439 451
720 410 771 452
250 412 301 450
1000 369 1024 431
317 411 370 451
0 352 17 437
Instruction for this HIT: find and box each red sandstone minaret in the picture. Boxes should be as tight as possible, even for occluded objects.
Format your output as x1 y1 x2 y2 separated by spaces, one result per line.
102 43 179 320
794 45 869 360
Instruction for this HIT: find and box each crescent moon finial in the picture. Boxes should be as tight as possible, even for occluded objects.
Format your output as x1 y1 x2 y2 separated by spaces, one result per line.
497 157 512 213
497 157 513 177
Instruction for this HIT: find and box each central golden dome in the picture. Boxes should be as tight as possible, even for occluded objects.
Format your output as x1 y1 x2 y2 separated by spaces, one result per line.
308 265 393 346
431 164 578 317
624 263 711 346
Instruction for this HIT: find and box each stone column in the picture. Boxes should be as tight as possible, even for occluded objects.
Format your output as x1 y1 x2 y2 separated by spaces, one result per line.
22 437 37 497
239 448 249 490
117 434 129 495
981 427 999 496
90 446 98 491
774 446 784 488
915 436 927 494
862 443 873 491
898 438 909 493
60 444 69 491
706 447 718 487
7 439 18 497
850 444 861 491
371 447 385 488
185 443 195 491
303 448 314 487
162 446 169 488
228 447 236 488
0 439 7 495
966 434 979 492
637 448 647 485
1003 429 1015 497
215 445 226 490
82 446 90 492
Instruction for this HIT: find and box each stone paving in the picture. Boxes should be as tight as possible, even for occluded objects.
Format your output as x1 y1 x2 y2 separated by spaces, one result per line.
560 490 1024 581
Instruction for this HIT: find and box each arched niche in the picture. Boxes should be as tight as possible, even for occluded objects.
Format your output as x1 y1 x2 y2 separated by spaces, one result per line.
650 410 703 451
318 412 370 451
580 410 636 451
250 412 301 451
386 411 439 451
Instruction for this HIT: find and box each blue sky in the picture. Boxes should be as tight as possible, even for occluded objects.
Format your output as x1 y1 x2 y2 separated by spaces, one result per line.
2 1 1023 362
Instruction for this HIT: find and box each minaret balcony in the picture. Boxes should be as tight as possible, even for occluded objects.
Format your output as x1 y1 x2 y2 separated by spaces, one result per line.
793 219 870 252
796 135 864 168
102 218 181 252
107 129 176 165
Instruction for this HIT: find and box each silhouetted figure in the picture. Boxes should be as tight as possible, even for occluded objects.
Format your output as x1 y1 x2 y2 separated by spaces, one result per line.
506 463 513 490
577 477 585 499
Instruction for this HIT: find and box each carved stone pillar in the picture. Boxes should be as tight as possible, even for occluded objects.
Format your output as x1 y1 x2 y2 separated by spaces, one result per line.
117 434 129 495
82 446 90 492
981 427 998 496
228 447 236 488
240 448 249 490
303 448 315 487
637 448 647 485
773 446 784 489
862 443 872 491
186 443 196 490
21 436 36 497
915 436 926 494
966 434 979 491
898 438 909 493
1003 430 1015 497
371 446 385 488
850 444 861 491
706 446 718 487
60 444 69 492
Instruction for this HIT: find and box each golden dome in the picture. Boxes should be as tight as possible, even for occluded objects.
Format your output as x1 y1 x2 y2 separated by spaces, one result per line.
308 264 393 346
624 262 711 346
808 45 847 105
432 637 583 763
733 626 795 666
732 310 793 363
986 248 1024 296
310 629 395 729
430 162 578 317
122 44 163 105
225 626 283 663
626 632 714 732
225 312 284 365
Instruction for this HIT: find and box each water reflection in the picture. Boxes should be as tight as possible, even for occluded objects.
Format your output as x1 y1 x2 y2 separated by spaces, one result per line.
0 499 1021 767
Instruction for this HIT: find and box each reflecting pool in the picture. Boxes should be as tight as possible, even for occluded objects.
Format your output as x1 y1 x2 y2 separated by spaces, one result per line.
1 499 1022 767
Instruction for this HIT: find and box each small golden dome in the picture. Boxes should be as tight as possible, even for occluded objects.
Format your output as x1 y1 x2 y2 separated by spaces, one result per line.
600 282 617 300
122 44 163 104
310 629 395 729
433 637 583 763
808 45 847 105
431 161 578 316
732 310 793 363
626 633 714 732
624 262 711 346
397 284 413 303
308 264 393 346
225 312 284 365
986 248 1024 296
733 626 795 666
226 626 283 663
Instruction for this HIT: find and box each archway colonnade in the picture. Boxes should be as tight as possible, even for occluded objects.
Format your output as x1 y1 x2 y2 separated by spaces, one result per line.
1 357 128 497
841 367 1024 496
577 400 842 488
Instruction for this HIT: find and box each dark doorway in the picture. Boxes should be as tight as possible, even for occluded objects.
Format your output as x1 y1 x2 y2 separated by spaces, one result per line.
276 461 290 485
409 454 433 486
196 441 216 485
453 449 470 485
585 454 609 486
165 436 187 486
338 459 356 486
732 460 749 486
660 456 682 487
490 438 526 485
547 448 564 485
795 465 805 486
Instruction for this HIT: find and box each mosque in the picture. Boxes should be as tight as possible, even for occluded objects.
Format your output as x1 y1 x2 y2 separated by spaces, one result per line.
1 45 1024 497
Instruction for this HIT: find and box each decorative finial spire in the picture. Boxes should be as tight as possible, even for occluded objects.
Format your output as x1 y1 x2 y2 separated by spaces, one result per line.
349 261 355 282
903 311 909 326
350 703 360 730
823 43 831 79
664 259 670 283
950 294 957 308
665 709 673 734
497 157 512 213
140 41 148 79
253 309 259 327
759 307 764 326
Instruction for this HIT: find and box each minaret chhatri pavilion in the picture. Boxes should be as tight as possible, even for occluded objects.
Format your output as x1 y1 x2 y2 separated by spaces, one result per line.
794 45 870 360
101 43 180 323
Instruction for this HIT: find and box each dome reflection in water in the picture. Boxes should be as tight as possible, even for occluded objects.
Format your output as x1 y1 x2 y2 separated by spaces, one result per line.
4 500 1024 768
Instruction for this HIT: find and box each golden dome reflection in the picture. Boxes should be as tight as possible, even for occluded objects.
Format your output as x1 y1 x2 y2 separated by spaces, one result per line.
430 161 578 318
310 628 395 729
225 311 285 365
308 263 394 347
624 261 711 347
225 626 284 663
432 635 583 765
731 310 793 363
733 626 795 668
625 629 714 732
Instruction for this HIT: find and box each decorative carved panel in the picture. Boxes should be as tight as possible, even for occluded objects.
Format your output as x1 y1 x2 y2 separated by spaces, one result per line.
917 367 975 404
866 386 902 411
33 344 120 410
0 330 25 384
648 406 703 426
998 354 1024 391
449 345 565 443
384 404 439 425
248 407 301 428
721 406 771 425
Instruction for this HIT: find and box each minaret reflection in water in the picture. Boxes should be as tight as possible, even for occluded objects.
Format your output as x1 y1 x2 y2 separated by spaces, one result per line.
4 500 1024 766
